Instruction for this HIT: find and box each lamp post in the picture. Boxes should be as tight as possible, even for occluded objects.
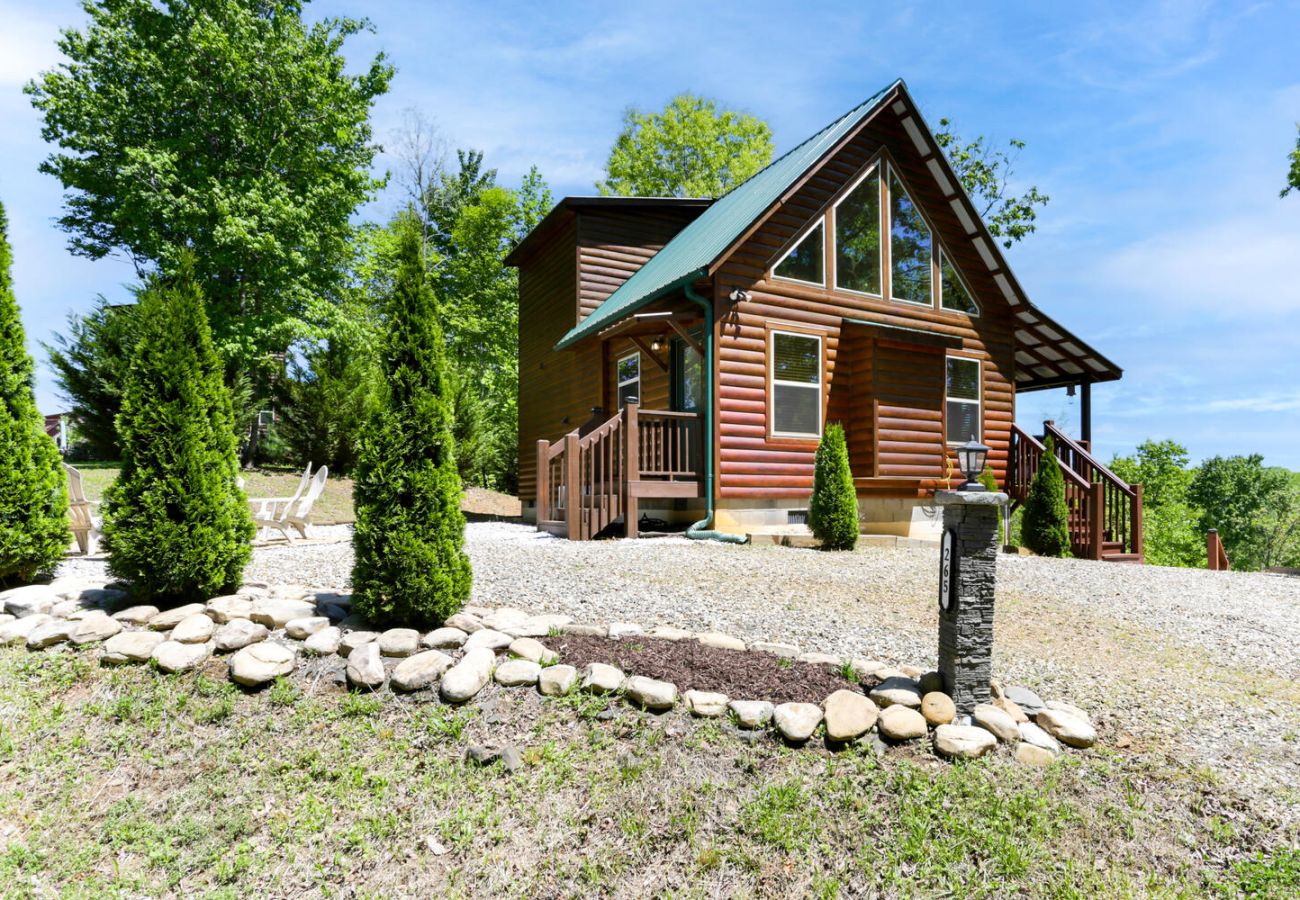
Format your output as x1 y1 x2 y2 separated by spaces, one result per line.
935 445 1005 718
955 439 990 492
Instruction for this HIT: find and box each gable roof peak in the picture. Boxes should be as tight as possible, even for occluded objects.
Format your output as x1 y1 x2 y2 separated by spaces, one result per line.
554 80 905 349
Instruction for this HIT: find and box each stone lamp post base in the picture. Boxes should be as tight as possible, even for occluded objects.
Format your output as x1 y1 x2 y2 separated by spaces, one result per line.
934 490 1008 719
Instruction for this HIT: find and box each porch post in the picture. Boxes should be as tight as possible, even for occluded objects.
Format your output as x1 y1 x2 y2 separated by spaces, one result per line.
535 440 549 521
565 432 581 540
1079 380 1092 450
624 402 639 539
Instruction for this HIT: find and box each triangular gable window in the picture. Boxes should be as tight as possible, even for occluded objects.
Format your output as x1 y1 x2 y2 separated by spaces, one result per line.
939 247 979 315
834 166 882 296
888 170 931 305
773 220 824 286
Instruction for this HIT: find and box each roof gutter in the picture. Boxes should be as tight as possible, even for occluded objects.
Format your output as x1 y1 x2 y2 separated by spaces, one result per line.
683 284 746 545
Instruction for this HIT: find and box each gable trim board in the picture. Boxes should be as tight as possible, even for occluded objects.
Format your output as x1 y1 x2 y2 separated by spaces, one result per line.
550 79 1120 393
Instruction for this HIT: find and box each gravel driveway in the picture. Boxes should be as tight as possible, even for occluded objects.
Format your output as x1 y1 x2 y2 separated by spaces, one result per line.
57 521 1300 822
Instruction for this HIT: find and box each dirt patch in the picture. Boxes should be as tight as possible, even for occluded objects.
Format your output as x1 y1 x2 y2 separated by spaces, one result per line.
548 634 862 705
463 486 521 519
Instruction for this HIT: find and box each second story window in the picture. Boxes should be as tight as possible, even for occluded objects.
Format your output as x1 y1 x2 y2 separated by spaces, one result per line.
617 352 640 408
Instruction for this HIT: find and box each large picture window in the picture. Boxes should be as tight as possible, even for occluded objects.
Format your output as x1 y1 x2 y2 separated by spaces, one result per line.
945 356 981 444
617 352 641 408
773 220 824 286
770 331 822 438
834 167 881 295
889 170 932 305
768 158 981 316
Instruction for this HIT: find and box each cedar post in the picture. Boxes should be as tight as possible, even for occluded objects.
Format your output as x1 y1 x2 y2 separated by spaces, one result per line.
624 402 639 539
564 431 580 540
1131 483 1144 561
1089 482 1105 560
535 440 550 521
1207 528 1230 571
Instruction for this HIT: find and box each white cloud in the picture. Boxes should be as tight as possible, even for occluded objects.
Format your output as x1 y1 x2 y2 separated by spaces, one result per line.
1092 204 1300 316
1205 394 1300 413
0 4 66 88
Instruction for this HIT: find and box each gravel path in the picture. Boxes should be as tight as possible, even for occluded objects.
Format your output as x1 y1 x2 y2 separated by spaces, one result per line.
56 521 1300 820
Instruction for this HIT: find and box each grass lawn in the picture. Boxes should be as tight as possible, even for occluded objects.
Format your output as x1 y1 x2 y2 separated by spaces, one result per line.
1 649 1296 897
71 464 521 526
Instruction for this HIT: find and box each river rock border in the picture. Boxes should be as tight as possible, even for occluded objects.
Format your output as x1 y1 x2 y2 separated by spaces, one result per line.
1 580 1097 765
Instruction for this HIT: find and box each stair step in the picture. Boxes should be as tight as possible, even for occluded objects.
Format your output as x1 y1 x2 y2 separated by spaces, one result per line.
1101 553 1143 564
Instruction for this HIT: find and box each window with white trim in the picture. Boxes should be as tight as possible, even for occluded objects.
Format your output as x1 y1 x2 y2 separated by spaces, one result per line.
770 331 822 438
945 356 981 444
767 159 984 317
617 352 641 408
834 166 882 296
773 220 824 286
939 247 979 315
889 169 932 305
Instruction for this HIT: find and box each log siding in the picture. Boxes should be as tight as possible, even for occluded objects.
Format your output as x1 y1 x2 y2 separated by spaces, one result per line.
713 108 1016 499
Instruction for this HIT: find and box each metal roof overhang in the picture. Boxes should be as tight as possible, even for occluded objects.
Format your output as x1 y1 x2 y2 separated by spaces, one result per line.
1013 305 1123 392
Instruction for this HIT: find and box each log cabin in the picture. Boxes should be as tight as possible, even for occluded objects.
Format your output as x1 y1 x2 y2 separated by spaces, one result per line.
506 80 1143 561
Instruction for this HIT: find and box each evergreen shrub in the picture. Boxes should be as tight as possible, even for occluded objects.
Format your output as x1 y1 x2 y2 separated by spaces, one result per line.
101 263 254 601
0 201 69 584
1021 436 1073 558
808 422 859 551
351 215 471 628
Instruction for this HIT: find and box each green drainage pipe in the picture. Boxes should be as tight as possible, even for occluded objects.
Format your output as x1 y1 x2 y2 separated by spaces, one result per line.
683 284 747 545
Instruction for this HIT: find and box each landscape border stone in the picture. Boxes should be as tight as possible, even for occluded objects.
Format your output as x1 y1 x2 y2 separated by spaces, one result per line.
3 581 1099 765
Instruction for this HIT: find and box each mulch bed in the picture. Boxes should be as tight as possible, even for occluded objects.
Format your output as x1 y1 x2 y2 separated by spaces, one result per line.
547 634 865 706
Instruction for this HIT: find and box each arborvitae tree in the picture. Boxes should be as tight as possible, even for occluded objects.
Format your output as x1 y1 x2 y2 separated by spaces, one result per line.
1022 436 1073 558
808 422 859 551
352 215 471 628
0 201 69 584
101 263 254 601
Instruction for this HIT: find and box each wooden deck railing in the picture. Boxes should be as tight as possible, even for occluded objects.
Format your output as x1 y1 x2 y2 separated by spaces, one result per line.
1009 421 1144 562
536 403 701 540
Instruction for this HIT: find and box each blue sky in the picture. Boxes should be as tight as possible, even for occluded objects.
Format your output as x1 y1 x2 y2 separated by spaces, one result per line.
2 0 1298 466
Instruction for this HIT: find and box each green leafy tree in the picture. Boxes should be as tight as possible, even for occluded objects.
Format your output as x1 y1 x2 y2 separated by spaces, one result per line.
597 94 774 198
1109 439 1204 567
1021 436 1072 558
1283 126 1300 197
44 297 138 459
0 201 70 584
102 262 254 601
352 215 471 629
1190 455 1299 570
407 147 550 491
26 0 393 455
935 118 1049 248
808 423 858 551
274 339 378 474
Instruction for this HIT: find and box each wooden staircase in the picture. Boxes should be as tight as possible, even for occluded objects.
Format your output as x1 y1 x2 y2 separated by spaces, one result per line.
535 403 701 540
1009 421 1144 563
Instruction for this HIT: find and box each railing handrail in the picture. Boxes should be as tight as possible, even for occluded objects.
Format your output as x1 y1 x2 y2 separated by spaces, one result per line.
1010 423 1092 492
637 409 699 420
1042 421 1136 499
578 411 622 449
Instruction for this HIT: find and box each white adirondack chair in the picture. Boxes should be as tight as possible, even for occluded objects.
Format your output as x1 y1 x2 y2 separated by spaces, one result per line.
252 465 328 542
64 464 100 555
246 463 313 524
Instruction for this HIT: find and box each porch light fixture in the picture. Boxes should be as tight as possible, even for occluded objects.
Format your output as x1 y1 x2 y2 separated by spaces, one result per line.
651 335 664 352
956 439 990 492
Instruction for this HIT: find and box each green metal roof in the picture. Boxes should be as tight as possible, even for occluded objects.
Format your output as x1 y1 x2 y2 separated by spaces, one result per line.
554 80 900 350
